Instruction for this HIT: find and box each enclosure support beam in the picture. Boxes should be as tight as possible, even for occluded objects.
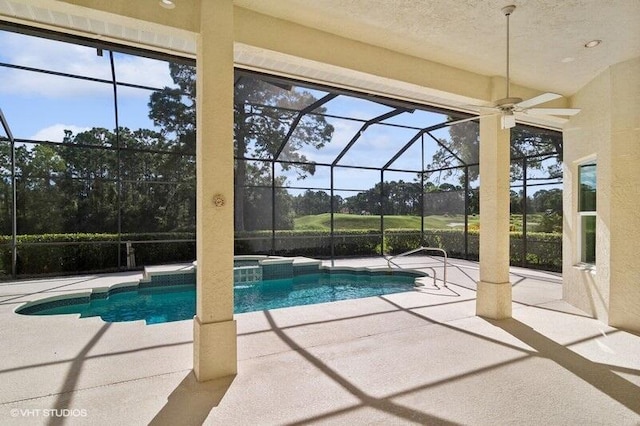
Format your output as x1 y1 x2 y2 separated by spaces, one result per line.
193 0 237 382
0 109 17 278
476 114 512 319
333 109 407 166
274 93 338 160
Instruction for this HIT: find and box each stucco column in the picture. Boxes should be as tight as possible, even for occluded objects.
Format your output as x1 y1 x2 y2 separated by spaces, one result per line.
193 0 237 381
476 114 512 319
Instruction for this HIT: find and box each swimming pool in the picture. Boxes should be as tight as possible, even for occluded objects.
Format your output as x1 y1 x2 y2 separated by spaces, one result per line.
17 269 423 324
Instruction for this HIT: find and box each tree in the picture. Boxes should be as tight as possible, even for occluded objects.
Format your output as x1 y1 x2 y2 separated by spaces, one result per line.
16 144 66 234
531 188 562 214
52 126 195 234
382 180 422 215
149 66 335 231
233 77 334 230
294 190 334 216
423 182 465 215
430 121 563 184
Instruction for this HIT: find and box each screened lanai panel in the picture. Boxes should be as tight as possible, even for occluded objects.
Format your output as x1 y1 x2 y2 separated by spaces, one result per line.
337 124 421 169
120 150 195 182
237 185 274 231
235 75 332 161
385 132 425 171
380 109 449 128
16 142 118 180
509 180 525 266
235 159 273 254
236 158 271 179
15 241 119 276
274 186 331 257
526 183 562 271
381 171 422 221
1 69 114 141
277 112 336 164
510 126 562 158
111 52 179 88
235 186 272 255
121 181 194 233
423 168 466 218
526 155 562 186
468 164 480 259
0 138 9 176
333 167 380 193
236 74 329 111
0 30 112 79
236 109 292 159
235 158 274 216
275 162 330 192
15 175 117 234
116 86 180 138
276 162 329 258
312 95 394 121
423 167 467 257
332 167 382 255
291 115 359 164
0 140 10 236
427 122 479 168
14 176 71 234
13 141 118 234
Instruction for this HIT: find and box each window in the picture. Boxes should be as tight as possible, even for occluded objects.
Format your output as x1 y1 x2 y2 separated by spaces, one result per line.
578 163 596 264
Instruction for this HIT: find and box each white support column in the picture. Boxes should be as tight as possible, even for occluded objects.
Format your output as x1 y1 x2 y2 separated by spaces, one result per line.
193 0 237 381
476 114 512 319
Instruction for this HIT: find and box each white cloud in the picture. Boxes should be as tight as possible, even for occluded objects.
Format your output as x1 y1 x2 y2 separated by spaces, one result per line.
114 55 175 89
0 32 174 98
30 124 92 142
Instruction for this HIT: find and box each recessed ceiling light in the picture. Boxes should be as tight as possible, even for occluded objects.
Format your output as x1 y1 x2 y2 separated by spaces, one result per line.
561 57 575 63
159 0 175 9
584 39 602 48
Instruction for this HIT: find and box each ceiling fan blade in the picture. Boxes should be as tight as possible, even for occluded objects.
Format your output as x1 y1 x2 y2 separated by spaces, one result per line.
526 108 581 116
464 104 499 113
516 93 562 109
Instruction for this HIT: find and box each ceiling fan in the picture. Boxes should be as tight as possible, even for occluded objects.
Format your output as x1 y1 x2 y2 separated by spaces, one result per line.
475 5 580 129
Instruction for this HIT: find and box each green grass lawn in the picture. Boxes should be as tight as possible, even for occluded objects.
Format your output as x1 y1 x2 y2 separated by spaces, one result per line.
292 213 554 231
294 213 479 230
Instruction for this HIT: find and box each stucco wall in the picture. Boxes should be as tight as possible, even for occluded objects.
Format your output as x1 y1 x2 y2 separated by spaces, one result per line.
563 57 640 332
607 57 640 330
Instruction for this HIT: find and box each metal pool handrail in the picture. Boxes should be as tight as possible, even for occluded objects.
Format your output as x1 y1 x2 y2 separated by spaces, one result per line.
387 246 448 288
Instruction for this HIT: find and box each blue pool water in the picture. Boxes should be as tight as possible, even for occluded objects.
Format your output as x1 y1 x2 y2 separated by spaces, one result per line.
20 273 417 324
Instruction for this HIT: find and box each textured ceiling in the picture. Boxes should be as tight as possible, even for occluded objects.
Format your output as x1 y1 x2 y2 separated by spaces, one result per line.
235 0 640 96
1 0 638 101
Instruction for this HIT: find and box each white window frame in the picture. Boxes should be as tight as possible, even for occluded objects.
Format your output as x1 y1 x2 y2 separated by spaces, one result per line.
577 162 596 267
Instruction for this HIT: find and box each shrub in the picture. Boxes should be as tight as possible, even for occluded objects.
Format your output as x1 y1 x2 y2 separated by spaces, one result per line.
0 233 195 277
0 227 561 277
235 229 382 257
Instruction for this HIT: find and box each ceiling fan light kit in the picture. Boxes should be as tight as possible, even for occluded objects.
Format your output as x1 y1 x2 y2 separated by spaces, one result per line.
472 5 581 129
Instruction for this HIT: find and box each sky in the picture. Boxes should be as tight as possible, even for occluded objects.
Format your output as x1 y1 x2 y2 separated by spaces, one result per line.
0 30 173 142
0 29 559 199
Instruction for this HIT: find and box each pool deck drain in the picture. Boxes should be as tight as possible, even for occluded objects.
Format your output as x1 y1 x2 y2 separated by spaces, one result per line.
0 256 639 425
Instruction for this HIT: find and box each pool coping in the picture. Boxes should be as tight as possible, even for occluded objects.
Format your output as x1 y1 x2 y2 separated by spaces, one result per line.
14 256 430 319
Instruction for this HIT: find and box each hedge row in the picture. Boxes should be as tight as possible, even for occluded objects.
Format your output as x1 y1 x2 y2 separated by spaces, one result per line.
385 229 561 271
237 228 561 271
0 228 561 277
0 233 195 277
235 229 382 257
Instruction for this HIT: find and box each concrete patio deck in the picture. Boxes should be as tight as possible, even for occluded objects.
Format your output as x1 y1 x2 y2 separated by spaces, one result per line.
0 256 638 425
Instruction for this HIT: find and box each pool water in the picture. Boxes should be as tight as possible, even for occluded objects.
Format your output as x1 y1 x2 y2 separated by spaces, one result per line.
23 273 417 324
